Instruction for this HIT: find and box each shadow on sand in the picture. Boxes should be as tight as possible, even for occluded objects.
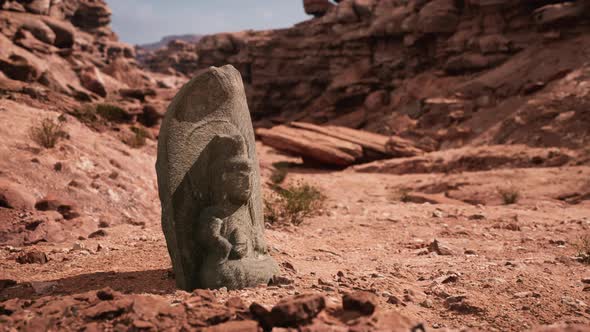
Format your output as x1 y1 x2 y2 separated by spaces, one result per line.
0 268 177 301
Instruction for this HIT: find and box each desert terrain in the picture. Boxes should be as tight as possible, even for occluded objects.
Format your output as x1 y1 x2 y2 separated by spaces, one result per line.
1 0 590 331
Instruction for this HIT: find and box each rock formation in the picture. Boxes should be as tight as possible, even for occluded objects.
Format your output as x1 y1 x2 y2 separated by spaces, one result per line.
0 0 174 132
156 65 278 290
142 0 590 152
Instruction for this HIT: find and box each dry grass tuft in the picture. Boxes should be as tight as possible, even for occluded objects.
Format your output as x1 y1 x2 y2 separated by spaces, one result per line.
265 181 325 226
576 234 590 264
498 186 520 205
124 126 149 148
29 117 67 149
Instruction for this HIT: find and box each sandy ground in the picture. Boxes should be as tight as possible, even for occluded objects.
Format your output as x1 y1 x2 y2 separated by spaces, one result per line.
2 142 590 331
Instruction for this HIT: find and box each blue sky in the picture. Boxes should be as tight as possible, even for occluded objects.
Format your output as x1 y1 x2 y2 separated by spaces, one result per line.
105 1 310 45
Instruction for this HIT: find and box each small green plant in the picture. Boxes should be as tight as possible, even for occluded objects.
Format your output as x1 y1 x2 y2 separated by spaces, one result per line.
270 162 290 184
29 117 66 149
389 187 412 203
96 103 130 123
498 186 520 205
124 126 149 148
71 104 100 126
576 234 590 264
264 181 325 226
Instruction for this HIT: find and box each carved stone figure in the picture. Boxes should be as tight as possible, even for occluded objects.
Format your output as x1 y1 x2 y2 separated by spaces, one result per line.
156 65 278 290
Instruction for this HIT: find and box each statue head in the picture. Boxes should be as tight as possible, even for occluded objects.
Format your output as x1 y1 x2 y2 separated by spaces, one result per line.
209 134 253 206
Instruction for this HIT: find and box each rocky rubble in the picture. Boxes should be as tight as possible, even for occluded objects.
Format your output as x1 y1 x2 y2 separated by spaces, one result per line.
0 287 421 331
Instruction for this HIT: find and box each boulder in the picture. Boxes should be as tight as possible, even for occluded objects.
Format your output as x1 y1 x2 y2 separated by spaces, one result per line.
41 17 75 48
19 18 56 45
71 0 112 30
269 294 326 327
16 250 48 264
2 1 26 12
303 0 333 17
14 29 54 54
342 291 378 315
256 125 363 166
0 54 41 82
418 0 459 34
79 66 107 97
0 178 36 210
23 0 50 15
35 194 80 220
533 2 585 26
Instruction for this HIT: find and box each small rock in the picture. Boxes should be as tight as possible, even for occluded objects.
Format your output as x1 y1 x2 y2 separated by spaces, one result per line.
30 281 58 295
202 320 259 332
98 220 110 228
0 279 17 291
581 278 590 284
53 162 63 171
72 242 85 251
387 295 403 305
428 239 454 256
269 275 294 286
420 299 434 308
514 291 532 299
342 291 378 315
96 288 115 301
281 261 297 272
468 213 486 221
432 210 444 218
16 250 48 264
35 194 80 220
269 294 326 327
225 297 246 309
88 229 108 238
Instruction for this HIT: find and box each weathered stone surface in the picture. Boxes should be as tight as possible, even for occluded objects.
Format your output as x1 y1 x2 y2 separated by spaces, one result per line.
156 65 278 291
256 125 363 167
0 178 35 210
269 294 326 327
304 0 333 17
78 66 107 97
257 122 423 167
35 193 80 220
342 291 378 315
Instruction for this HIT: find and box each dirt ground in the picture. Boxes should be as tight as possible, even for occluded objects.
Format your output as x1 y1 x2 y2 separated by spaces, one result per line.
1 119 589 330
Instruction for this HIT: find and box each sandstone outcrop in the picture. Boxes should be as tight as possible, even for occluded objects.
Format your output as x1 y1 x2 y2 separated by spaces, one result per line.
0 0 170 130
142 0 590 153
257 122 424 166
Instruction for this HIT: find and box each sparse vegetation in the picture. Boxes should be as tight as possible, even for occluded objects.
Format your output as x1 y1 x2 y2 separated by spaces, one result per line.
576 234 590 264
124 126 149 148
29 117 67 149
270 162 290 184
389 187 412 203
71 104 102 127
498 186 520 205
96 103 130 123
264 181 325 226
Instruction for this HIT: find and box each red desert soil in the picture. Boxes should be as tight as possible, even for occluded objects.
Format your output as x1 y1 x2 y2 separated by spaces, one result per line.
1 97 589 330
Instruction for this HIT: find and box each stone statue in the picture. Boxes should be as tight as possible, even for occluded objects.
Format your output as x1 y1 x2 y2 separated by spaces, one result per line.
156 65 278 290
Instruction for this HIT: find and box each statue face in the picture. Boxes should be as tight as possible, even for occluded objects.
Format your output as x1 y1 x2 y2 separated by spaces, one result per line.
221 159 252 204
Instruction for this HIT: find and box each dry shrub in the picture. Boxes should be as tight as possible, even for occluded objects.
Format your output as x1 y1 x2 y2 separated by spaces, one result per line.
498 186 520 205
124 126 149 148
29 117 66 149
264 181 325 226
389 187 412 203
96 103 130 123
71 104 103 127
270 162 290 185
576 234 590 264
